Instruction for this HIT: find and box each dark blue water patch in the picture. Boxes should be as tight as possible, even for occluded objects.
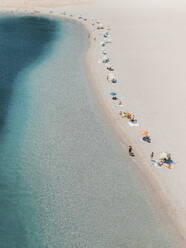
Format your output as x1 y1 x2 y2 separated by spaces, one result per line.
0 16 58 133
0 16 59 248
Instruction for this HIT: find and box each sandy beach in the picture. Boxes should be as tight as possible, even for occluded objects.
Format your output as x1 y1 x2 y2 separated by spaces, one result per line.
1 0 186 244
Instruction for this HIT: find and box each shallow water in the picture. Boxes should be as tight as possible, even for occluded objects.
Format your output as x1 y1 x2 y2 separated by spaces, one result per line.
0 16 183 247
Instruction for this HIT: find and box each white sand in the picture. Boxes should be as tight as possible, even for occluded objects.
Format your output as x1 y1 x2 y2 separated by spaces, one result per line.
1 0 186 242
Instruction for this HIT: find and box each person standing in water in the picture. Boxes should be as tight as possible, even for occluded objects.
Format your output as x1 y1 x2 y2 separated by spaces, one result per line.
128 145 133 156
151 152 154 161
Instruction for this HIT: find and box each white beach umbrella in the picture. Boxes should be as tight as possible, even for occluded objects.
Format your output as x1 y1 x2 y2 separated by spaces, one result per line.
103 55 109 63
159 152 171 160
104 32 109 38
107 73 117 83
100 41 106 47
97 23 104 30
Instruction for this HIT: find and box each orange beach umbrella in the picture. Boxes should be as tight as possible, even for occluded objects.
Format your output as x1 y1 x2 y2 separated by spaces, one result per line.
140 130 149 135
125 113 131 117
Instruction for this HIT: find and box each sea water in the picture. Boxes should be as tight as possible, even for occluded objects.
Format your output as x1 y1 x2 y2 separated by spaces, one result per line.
0 16 183 248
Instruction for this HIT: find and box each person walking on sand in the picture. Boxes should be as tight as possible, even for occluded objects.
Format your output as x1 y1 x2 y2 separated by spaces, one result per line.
128 145 133 156
151 152 154 161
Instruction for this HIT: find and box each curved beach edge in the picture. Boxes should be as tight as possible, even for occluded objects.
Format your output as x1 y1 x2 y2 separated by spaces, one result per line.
1 0 186 246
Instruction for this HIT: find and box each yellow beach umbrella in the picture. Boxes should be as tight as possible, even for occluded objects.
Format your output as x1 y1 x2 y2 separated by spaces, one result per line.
159 152 171 160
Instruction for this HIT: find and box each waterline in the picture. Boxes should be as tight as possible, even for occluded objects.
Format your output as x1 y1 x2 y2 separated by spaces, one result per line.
0 16 183 247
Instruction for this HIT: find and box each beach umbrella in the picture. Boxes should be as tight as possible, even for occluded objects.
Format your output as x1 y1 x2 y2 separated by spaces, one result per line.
104 32 109 38
103 55 109 63
100 41 106 47
159 152 171 160
125 113 131 118
110 92 117 96
140 130 149 135
107 73 117 83
97 23 104 30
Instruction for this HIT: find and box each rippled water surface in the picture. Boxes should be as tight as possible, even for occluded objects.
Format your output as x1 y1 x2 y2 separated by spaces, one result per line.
0 16 183 248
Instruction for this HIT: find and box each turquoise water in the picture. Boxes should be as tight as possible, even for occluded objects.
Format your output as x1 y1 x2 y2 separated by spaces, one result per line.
0 16 183 247
0 16 59 247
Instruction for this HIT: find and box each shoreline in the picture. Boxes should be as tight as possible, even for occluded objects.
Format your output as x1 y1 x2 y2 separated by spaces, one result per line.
76 10 186 244
84 21 186 245
52 14 186 244
50 10 186 244
1 1 186 246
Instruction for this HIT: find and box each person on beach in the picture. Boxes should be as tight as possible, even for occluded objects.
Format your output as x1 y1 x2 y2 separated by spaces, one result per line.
128 145 134 156
151 152 154 160
118 100 122 105
142 135 151 143
157 160 164 166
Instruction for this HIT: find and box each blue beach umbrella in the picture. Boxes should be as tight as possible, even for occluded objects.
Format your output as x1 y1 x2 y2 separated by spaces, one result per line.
110 92 117 96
